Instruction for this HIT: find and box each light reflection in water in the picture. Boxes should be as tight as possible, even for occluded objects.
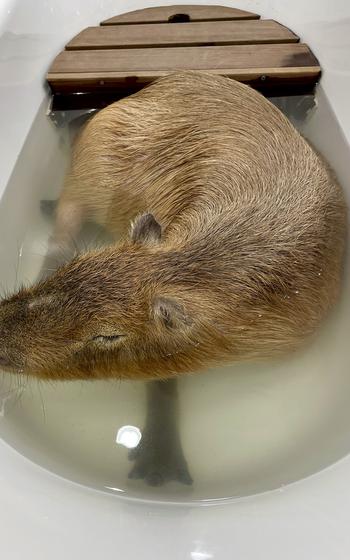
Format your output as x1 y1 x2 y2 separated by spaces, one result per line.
116 425 142 449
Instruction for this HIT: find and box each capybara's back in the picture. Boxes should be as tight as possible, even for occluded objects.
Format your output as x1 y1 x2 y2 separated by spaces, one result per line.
0 72 346 380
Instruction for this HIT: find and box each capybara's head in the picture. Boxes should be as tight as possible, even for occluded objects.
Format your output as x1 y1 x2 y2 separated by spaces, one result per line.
0 214 208 381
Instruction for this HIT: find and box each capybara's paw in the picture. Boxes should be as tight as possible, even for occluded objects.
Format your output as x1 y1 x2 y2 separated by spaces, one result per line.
128 428 192 487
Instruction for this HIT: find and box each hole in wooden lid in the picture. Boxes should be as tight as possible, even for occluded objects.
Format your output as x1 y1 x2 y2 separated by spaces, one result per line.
168 13 190 23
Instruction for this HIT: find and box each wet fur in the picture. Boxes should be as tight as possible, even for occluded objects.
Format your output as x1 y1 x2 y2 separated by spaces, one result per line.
0 72 346 380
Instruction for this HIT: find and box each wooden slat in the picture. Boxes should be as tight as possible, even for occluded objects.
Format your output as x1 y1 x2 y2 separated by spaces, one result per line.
49 43 319 77
50 76 319 113
48 67 321 91
101 5 259 25
67 20 298 50
48 64 320 110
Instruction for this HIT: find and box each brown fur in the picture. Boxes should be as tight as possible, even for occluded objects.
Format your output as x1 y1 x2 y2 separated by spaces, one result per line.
0 72 346 380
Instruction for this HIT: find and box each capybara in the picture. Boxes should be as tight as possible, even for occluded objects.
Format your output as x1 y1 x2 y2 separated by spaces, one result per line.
0 72 346 380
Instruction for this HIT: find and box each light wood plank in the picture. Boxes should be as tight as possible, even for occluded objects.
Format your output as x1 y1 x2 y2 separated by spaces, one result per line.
101 5 259 25
67 20 298 50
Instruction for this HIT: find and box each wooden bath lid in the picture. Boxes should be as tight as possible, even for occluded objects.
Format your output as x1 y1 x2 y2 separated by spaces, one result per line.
47 4 321 110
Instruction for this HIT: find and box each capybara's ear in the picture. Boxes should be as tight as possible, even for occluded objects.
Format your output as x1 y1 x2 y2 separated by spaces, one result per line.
130 213 162 245
153 296 193 330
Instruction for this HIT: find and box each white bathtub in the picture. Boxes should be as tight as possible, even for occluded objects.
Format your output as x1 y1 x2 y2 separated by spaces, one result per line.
1 1 350 558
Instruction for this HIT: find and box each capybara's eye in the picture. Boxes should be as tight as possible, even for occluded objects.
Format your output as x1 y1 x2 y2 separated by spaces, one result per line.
91 334 125 344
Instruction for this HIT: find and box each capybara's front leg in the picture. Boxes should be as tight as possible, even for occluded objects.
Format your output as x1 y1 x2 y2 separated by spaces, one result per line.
128 379 193 487
39 199 84 280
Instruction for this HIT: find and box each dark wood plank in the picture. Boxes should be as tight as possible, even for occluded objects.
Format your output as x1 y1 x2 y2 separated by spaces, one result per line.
47 67 321 92
49 43 319 77
101 5 259 25
67 20 298 50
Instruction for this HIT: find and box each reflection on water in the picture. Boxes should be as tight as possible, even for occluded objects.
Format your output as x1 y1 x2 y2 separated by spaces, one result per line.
0 93 350 502
116 425 142 449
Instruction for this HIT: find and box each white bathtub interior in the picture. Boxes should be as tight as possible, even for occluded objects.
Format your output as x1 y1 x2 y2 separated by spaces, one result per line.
0 79 350 504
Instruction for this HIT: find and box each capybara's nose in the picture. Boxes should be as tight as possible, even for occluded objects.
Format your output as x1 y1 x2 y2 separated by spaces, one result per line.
0 354 11 368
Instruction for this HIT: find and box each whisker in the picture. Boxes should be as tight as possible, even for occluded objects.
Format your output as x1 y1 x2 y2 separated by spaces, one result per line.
36 379 47 422
15 239 22 291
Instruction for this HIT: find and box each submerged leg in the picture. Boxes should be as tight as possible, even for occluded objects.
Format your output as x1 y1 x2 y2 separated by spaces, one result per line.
38 199 84 280
128 379 193 487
